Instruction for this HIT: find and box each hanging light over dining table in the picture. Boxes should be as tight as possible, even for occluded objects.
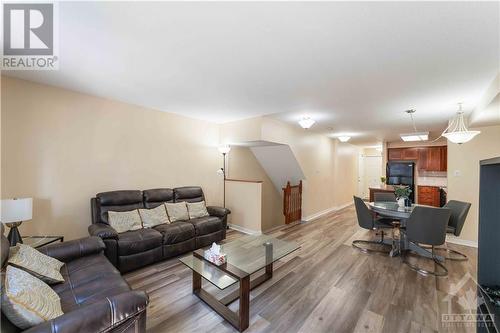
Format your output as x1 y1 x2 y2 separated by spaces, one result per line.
442 103 480 144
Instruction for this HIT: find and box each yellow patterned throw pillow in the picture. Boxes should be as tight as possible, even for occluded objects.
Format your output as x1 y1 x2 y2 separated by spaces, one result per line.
187 201 209 219
1 266 64 329
8 244 64 284
108 210 142 233
164 202 189 222
139 205 170 228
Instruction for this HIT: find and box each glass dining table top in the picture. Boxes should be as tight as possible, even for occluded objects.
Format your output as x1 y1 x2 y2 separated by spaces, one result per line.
369 201 415 213
179 234 300 289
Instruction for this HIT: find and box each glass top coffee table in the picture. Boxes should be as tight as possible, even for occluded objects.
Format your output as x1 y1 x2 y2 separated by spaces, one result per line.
179 234 300 332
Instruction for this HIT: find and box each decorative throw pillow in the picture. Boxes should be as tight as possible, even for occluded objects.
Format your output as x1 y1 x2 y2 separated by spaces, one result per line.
108 210 142 233
164 202 189 222
187 201 209 219
8 244 64 284
1 266 64 329
139 205 170 228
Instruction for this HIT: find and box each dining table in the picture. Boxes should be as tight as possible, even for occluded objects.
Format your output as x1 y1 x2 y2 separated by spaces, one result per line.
367 201 445 262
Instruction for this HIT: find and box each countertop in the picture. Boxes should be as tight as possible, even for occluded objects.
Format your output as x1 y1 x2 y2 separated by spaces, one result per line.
369 185 395 191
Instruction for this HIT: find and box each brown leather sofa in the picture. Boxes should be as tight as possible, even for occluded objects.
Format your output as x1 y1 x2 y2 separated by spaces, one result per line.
89 186 230 273
0 225 148 333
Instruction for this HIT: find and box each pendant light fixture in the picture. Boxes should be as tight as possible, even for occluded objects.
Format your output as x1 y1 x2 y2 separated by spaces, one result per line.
441 103 480 144
399 109 429 142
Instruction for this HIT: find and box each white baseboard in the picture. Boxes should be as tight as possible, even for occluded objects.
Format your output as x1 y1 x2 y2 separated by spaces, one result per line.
302 202 353 222
228 224 262 235
446 235 478 248
262 220 301 233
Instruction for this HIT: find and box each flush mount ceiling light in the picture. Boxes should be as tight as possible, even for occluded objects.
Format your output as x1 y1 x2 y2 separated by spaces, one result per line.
400 132 429 142
399 109 429 142
338 136 351 142
298 117 315 129
441 103 480 144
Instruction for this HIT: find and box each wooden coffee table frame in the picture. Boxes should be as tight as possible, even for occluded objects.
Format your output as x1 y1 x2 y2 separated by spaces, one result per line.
192 250 273 332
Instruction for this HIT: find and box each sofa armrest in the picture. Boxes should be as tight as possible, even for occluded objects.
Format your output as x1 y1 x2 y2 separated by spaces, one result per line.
206 206 231 218
88 223 119 240
38 237 105 263
23 291 148 333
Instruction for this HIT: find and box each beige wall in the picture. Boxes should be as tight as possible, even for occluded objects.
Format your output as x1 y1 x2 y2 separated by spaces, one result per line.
1 77 223 240
2 77 361 239
225 180 262 234
447 125 500 243
222 116 360 220
261 117 360 217
227 146 283 231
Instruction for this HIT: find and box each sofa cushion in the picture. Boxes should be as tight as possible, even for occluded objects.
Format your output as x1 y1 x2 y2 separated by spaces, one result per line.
165 202 189 222
174 186 205 203
139 204 169 228
108 210 142 233
143 188 174 208
52 254 130 312
117 229 162 256
153 222 195 245
1 266 64 329
188 216 222 236
8 244 65 284
187 201 209 219
96 190 144 224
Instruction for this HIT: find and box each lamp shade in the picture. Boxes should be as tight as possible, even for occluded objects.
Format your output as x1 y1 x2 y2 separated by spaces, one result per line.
1 198 33 223
218 145 231 154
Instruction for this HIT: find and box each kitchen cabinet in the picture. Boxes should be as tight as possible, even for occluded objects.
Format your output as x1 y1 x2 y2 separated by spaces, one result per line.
418 146 447 171
388 146 447 171
388 148 403 160
388 148 418 160
417 186 441 207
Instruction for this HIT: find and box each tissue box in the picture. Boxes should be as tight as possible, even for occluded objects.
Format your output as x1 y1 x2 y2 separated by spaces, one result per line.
204 251 227 266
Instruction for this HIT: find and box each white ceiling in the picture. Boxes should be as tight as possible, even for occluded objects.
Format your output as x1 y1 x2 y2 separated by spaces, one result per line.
6 1 499 145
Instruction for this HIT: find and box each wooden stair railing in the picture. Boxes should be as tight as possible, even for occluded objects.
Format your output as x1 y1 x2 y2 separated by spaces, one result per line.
283 180 302 224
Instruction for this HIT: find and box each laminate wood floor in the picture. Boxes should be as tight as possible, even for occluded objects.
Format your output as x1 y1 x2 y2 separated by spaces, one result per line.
125 205 479 333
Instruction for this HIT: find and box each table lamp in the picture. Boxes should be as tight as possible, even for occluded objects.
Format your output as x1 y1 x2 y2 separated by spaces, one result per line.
1 198 33 246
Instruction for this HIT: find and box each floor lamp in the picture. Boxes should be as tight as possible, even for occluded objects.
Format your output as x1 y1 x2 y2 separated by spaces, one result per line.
217 144 231 208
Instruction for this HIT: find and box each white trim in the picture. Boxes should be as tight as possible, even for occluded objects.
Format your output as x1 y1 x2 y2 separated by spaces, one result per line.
262 220 301 233
228 224 262 235
302 202 353 222
446 235 478 248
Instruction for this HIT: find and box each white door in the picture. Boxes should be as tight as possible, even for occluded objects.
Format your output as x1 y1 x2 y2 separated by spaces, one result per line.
359 155 383 199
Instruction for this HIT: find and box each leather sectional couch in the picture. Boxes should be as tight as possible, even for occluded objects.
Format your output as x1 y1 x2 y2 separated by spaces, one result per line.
0 225 148 333
89 186 230 273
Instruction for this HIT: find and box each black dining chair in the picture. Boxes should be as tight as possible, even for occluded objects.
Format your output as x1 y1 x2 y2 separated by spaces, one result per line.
401 206 451 277
352 196 393 254
373 192 397 202
440 200 471 261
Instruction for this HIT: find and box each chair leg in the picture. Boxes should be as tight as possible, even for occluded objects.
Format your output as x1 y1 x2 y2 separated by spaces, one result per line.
421 244 468 261
402 246 448 277
352 230 392 254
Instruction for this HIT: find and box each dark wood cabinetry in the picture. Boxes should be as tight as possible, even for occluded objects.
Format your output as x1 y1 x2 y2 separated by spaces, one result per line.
417 186 441 207
424 146 447 171
388 146 447 171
